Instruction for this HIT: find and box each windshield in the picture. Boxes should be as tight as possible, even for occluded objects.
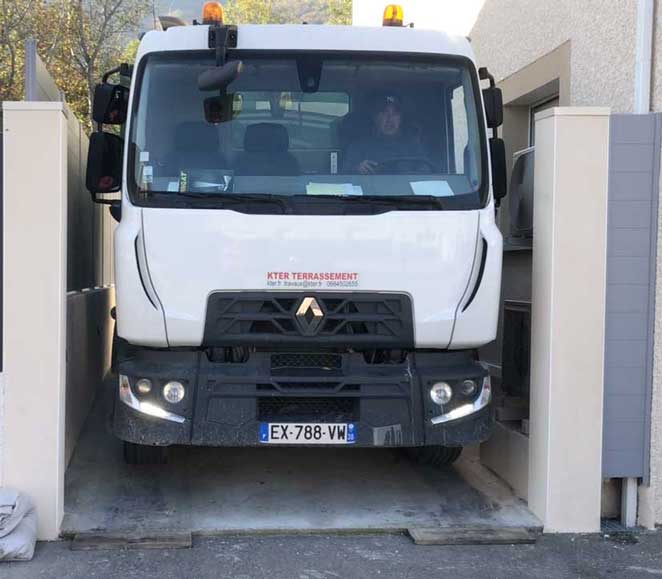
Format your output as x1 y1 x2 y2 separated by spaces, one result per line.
129 51 487 212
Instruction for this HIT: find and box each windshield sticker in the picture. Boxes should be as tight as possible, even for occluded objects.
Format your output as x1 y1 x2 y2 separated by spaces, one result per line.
410 180 454 197
266 271 359 289
178 171 188 192
141 165 153 185
306 183 363 197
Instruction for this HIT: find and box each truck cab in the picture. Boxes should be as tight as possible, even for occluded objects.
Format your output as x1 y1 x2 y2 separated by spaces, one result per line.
87 3 506 464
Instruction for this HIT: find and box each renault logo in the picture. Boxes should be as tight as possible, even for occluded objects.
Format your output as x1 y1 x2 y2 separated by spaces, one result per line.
296 297 324 335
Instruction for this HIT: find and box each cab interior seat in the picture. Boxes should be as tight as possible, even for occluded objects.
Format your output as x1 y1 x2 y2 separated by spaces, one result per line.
234 123 300 176
163 121 227 175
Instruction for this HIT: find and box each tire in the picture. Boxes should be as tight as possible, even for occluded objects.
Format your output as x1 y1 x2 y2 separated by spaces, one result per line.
406 446 463 468
123 441 168 465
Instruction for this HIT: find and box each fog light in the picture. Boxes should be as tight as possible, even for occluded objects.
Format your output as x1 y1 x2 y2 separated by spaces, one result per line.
163 381 185 404
460 379 477 396
135 378 152 395
430 382 453 406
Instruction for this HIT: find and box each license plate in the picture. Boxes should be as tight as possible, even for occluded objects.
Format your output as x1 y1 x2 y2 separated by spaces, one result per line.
259 423 356 444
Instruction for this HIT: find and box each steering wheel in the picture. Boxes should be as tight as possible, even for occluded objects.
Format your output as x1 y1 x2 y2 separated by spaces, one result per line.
376 157 436 174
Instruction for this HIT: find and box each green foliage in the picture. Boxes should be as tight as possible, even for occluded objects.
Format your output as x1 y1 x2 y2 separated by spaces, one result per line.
121 38 141 65
327 0 353 25
224 0 352 25
0 0 352 129
0 0 151 131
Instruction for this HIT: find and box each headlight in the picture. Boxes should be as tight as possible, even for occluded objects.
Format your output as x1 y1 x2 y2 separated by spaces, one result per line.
430 382 453 406
135 378 152 395
163 381 185 404
460 379 477 397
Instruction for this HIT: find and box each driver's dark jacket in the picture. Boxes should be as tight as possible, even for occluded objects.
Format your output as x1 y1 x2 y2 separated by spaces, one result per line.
342 134 427 173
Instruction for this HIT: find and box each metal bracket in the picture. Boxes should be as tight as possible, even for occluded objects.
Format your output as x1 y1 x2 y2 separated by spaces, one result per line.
208 24 238 66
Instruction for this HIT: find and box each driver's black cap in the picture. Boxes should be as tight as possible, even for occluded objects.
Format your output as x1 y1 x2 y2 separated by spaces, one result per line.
369 92 403 112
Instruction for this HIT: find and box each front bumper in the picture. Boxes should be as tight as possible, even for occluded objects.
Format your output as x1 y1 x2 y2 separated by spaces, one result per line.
114 349 494 448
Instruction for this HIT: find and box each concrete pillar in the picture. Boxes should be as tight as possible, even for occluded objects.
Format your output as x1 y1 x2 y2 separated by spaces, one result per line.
528 108 610 533
2 102 68 540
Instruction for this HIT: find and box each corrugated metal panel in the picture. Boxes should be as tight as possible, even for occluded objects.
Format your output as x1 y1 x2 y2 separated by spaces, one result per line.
603 113 660 481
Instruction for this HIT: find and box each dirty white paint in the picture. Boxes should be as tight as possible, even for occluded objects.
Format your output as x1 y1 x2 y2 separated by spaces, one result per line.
471 0 638 113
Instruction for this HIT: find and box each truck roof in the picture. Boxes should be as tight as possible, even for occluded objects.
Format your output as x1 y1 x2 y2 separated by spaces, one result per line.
136 24 476 63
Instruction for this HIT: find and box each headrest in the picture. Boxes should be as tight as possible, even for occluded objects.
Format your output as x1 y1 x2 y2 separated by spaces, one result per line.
244 123 289 153
174 122 219 152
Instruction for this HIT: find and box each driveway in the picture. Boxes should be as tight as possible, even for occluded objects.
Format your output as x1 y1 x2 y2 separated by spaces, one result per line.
3 531 662 578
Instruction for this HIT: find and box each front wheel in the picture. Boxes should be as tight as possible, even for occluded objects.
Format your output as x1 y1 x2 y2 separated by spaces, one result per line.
123 441 168 465
406 446 462 468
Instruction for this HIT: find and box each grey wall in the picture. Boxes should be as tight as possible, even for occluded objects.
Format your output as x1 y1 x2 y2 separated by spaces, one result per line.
66 109 96 291
481 249 532 374
65 287 115 467
603 114 660 480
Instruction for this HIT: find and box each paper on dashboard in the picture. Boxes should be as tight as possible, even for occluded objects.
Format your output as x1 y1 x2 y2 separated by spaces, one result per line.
410 180 455 197
306 183 363 196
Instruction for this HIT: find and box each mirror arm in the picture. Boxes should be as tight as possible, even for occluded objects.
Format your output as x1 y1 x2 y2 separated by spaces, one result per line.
102 66 121 84
90 192 121 206
208 24 238 67
102 63 133 84
479 66 495 88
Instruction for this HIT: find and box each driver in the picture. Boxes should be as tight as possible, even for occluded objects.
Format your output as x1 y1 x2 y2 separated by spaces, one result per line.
343 93 427 175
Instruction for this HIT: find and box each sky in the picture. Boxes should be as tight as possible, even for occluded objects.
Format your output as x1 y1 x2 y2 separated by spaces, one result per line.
352 0 487 35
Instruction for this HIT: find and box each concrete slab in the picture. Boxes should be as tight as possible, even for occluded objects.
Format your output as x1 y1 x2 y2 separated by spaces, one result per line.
62 392 540 536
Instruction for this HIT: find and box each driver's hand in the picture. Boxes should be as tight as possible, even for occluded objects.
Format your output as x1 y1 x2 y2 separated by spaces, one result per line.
358 160 379 175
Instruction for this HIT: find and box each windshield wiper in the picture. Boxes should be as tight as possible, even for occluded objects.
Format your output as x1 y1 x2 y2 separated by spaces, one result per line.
174 192 290 212
291 194 446 210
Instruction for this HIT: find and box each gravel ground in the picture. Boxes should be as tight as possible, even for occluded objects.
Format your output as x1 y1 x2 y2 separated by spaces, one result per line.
3 531 662 579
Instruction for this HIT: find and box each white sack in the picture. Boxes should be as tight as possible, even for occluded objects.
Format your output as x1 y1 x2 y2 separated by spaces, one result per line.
0 489 37 562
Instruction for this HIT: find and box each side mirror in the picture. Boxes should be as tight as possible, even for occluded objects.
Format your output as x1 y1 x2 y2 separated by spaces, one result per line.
86 132 123 195
92 83 129 125
490 137 507 204
483 86 503 129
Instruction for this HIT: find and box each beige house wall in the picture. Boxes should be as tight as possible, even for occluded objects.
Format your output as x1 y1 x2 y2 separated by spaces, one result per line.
471 0 638 113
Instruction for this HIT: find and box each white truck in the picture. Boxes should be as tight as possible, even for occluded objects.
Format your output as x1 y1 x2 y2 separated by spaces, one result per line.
86 3 507 464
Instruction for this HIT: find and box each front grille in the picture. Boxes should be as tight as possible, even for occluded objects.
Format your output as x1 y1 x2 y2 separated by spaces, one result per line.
257 397 358 422
271 353 342 370
203 292 414 348
258 382 360 393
